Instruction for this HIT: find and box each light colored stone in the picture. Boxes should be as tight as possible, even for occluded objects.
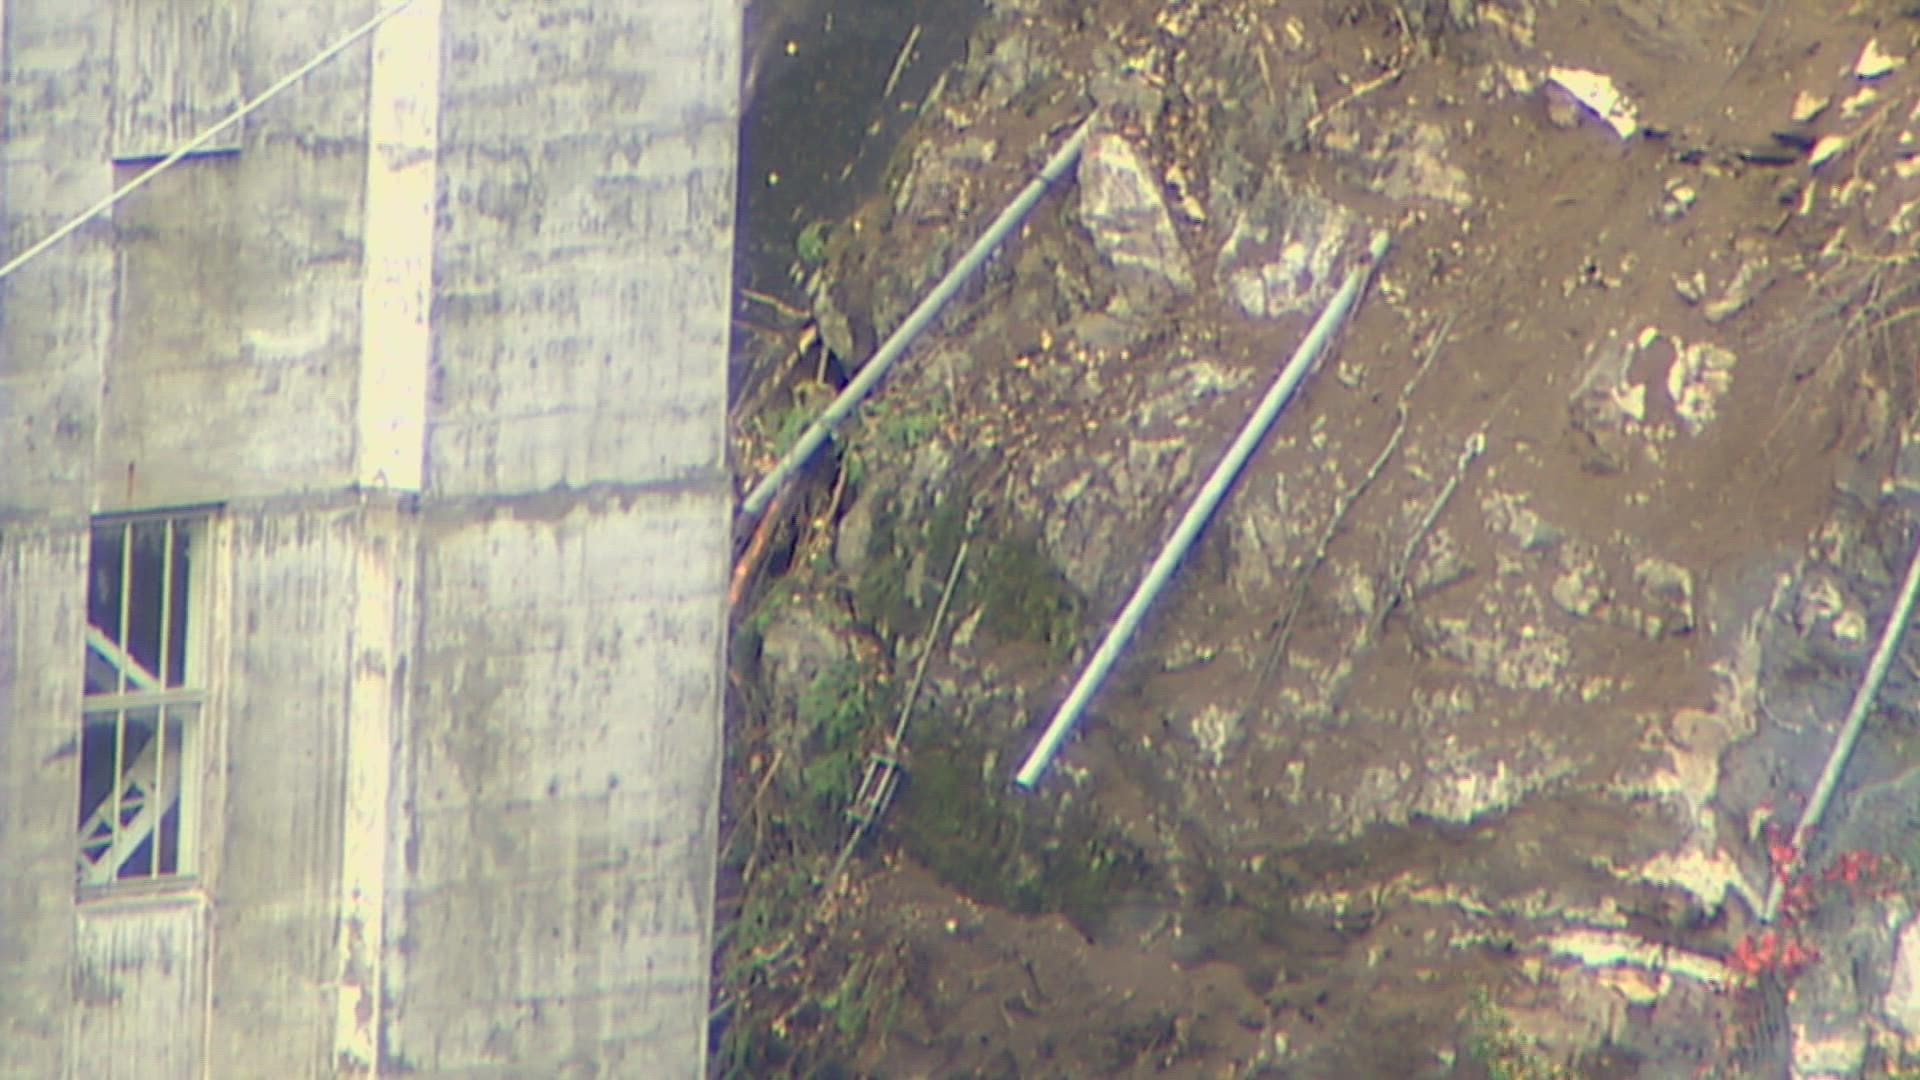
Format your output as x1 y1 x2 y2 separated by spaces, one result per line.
1077 126 1196 307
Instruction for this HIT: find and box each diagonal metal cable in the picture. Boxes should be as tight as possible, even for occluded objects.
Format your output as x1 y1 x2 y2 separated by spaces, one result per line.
0 1 417 283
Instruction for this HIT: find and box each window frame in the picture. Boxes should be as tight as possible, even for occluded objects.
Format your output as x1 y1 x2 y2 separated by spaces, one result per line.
77 508 219 895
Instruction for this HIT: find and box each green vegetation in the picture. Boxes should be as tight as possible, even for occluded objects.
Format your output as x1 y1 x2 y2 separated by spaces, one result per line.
1461 989 1572 1080
713 639 897 1079
853 490 1084 661
711 859 813 1078
756 381 837 458
898 734 1145 933
792 658 885 830
838 391 947 493
866 395 942 455
796 219 833 266
973 532 1083 662
717 432 1103 1073
852 493 971 644
817 951 905 1044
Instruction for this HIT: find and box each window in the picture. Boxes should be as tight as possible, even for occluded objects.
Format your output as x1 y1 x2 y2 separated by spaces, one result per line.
78 513 207 887
110 0 244 162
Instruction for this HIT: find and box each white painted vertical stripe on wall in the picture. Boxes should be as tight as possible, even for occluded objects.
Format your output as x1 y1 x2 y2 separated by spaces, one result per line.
355 0 442 492
334 505 412 1070
341 0 443 1065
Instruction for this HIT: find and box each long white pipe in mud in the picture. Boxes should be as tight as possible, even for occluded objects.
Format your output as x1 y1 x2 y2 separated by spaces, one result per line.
1014 230 1392 789
738 116 1096 519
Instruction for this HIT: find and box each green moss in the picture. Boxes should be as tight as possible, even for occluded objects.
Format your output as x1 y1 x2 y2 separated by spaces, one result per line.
897 736 1145 933
853 491 1084 661
1462 989 1572 1080
974 532 1083 661
796 219 833 266
791 658 888 836
852 494 971 644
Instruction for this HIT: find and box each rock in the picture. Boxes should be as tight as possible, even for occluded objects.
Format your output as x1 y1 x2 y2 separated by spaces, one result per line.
968 23 1063 113
1214 178 1364 320
1546 66 1639 139
1551 545 1608 617
1632 557 1695 638
1842 84 1881 119
1855 37 1904 81
1567 328 1655 471
1890 422 1920 502
1702 258 1775 324
1409 528 1473 595
1483 489 1565 552
1666 339 1738 436
1790 91 1829 124
1657 177 1696 223
758 602 854 708
1357 120 1474 209
1076 124 1195 311
1184 703 1244 769
1809 133 1852 171
1886 915 1920 1039
1673 270 1707 305
835 489 877 578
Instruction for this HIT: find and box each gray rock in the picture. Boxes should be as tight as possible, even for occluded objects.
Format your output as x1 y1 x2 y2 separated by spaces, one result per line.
1886 912 1920 1040
1214 179 1363 320
1076 125 1195 310
758 603 853 709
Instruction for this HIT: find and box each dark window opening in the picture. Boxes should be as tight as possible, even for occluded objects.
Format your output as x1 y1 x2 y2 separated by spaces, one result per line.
85 518 193 694
78 513 205 888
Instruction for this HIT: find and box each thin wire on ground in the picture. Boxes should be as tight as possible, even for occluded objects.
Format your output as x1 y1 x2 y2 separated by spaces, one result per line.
1253 313 1456 698
824 535 971 889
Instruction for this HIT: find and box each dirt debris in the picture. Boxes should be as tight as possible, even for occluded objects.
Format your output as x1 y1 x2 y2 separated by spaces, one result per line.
720 1 1920 1076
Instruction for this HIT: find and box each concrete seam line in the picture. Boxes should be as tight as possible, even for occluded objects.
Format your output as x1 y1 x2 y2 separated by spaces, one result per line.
0 1 417 283
736 114 1097 519
1014 230 1393 789
1760 520 1920 922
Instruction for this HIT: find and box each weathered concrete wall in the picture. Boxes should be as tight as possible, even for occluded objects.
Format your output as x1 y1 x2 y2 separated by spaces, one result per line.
72 895 210 1078
375 0 736 1073
93 5 373 510
0 0 111 519
1 3 373 513
0 524 86 1078
387 491 726 1073
426 0 735 496
0 7 105 1074
1 0 735 1073
203 498 365 1074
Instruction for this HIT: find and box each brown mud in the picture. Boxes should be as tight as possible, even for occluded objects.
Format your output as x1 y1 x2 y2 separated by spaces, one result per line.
721 1 1920 1076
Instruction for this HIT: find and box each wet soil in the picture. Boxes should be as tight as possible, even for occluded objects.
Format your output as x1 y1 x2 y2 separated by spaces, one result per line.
720 1 1920 1076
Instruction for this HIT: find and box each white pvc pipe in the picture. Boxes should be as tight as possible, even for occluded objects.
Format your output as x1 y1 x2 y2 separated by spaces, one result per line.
1014 230 1392 789
1761 522 1920 922
739 116 1095 518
